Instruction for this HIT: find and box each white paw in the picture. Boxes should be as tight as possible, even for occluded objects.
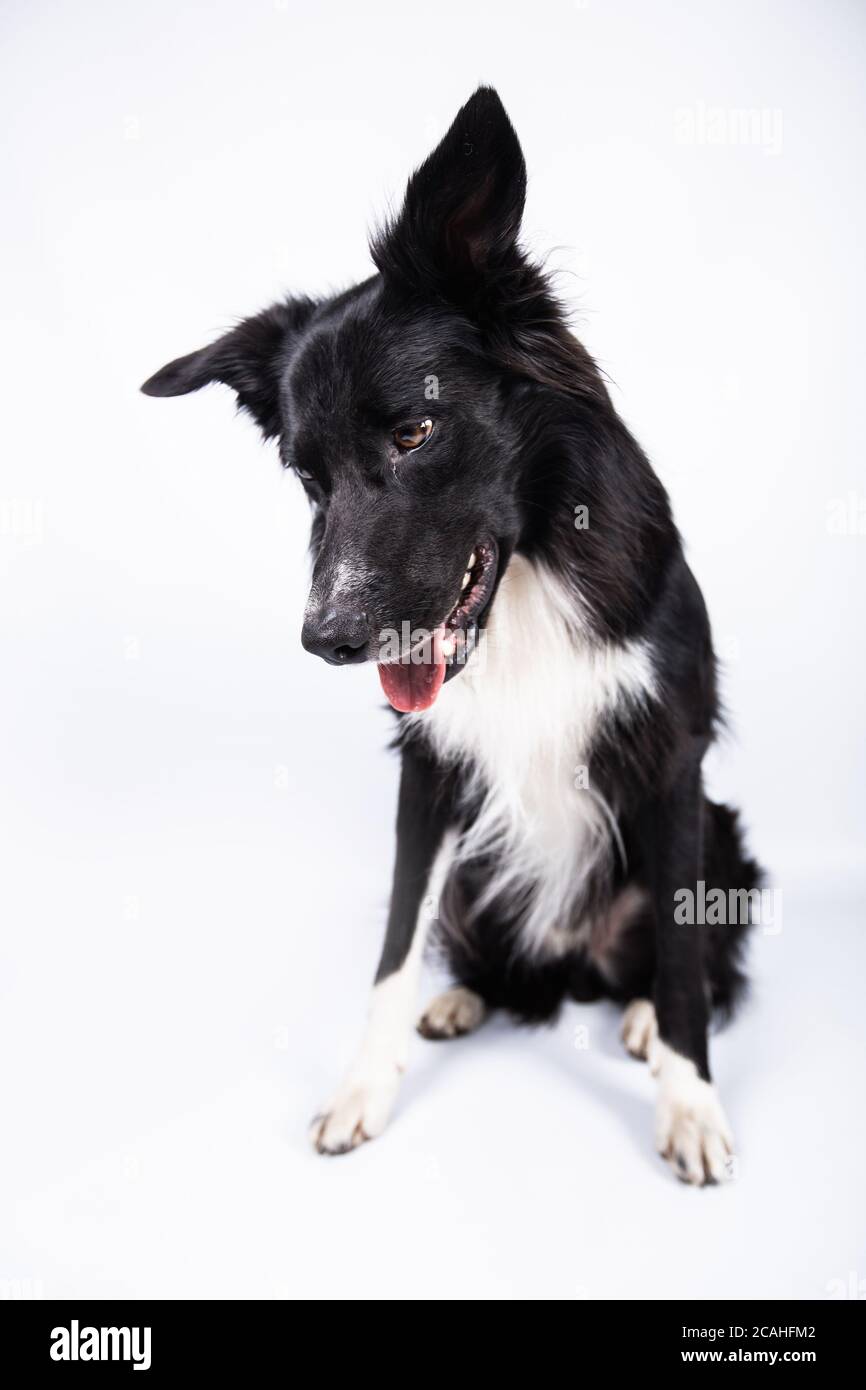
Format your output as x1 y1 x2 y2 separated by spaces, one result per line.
655 1044 735 1186
417 986 487 1040
310 1070 400 1156
621 998 657 1061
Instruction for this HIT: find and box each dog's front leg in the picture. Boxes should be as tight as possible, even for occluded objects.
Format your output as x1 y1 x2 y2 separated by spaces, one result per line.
638 754 734 1185
311 741 454 1155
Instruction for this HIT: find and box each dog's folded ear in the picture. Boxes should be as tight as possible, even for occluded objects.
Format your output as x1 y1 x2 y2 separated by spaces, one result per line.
140 297 315 438
371 86 527 309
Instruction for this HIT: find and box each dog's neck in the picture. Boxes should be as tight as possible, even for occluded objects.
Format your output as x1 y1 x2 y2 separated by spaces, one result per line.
410 553 656 760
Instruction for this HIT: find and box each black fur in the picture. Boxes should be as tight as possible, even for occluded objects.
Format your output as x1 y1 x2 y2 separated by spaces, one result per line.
143 87 760 1100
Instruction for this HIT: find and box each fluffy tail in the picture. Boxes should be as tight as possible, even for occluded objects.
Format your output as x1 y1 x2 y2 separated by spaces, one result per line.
703 799 763 1018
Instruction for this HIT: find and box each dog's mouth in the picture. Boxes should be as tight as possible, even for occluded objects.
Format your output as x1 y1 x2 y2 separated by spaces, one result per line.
377 540 499 713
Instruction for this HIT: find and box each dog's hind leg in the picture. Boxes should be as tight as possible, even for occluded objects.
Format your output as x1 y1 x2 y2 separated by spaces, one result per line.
311 742 456 1155
634 751 736 1186
417 986 488 1040
621 998 657 1061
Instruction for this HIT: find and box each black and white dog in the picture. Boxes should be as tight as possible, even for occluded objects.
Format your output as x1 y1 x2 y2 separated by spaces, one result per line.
143 88 760 1184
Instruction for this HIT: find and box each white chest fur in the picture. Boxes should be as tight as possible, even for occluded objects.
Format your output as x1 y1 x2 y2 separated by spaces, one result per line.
406 555 656 955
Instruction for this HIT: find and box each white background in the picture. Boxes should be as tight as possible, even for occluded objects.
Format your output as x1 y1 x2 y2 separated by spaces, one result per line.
1 0 865 1300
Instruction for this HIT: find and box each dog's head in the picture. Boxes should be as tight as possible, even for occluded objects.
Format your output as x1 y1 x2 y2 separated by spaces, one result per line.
143 88 575 711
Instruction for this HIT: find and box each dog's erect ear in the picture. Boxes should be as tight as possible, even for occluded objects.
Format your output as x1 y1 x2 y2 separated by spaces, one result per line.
140 298 315 439
371 86 526 307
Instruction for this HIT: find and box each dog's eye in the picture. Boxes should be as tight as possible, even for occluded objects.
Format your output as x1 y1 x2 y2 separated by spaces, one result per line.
392 419 433 452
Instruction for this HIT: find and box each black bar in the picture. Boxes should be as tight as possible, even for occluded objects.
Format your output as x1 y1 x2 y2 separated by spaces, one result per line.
0 1299 862 1375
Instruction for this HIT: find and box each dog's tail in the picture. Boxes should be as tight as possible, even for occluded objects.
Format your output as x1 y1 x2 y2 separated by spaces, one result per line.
703 798 764 1019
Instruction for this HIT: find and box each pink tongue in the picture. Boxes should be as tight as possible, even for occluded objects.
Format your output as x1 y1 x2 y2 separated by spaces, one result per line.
378 627 448 713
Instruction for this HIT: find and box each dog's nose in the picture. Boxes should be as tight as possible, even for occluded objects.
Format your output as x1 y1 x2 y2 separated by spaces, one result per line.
301 606 369 665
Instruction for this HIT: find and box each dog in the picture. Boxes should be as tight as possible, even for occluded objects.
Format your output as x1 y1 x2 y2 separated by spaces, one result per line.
143 87 760 1185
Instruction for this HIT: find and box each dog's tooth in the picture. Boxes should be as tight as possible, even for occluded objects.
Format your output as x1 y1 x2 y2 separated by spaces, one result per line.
461 571 471 590
469 551 477 569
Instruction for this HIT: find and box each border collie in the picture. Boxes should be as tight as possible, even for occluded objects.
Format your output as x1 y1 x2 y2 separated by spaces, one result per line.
143 87 760 1185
